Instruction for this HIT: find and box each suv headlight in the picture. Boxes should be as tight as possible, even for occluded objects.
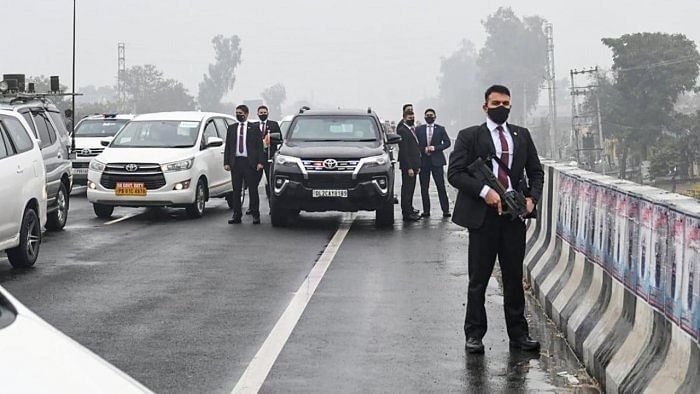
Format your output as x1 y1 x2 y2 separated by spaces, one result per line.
161 158 194 172
360 154 389 168
89 160 105 172
276 154 299 167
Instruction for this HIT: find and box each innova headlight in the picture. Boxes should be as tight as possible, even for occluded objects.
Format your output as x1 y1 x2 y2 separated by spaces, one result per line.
89 160 105 172
161 158 194 172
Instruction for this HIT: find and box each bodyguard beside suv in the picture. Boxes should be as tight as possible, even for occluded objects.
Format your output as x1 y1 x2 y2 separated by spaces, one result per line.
269 108 401 228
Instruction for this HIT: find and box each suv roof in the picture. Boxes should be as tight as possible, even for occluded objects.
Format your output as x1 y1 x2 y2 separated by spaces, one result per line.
78 113 135 121
0 97 61 112
296 109 378 117
132 111 231 122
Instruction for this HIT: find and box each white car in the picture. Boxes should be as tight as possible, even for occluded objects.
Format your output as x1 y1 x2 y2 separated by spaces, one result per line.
87 112 236 218
72 114 134 185
0 285 152 392
0 110 47 268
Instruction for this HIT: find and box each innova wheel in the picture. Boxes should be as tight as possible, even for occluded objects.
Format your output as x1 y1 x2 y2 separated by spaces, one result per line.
93 203 114 218
7 208 41 268
46 183 69 231
186 179 206 218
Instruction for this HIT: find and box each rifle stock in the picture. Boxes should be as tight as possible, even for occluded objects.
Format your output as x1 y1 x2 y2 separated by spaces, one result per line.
467 157 527 221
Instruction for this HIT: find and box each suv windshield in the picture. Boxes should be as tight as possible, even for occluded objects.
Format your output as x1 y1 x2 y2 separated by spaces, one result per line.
288 116 379 143
111 120 200 148
74 119 129 137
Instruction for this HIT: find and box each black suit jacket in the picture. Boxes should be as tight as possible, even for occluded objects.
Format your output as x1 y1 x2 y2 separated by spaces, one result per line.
447 123 544 230
396 123 421 170
253 120 283 157
224 122 265 169
416 123 451 167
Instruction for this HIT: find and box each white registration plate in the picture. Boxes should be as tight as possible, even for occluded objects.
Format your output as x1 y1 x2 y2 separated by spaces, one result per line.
73 168 88 175
312 189 348 198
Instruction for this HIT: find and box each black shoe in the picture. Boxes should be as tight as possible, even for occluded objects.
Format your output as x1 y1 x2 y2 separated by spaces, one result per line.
421 212 431 218
465 337 485 354
443 212 451 218
403 213 421 221
228 217 242 224
252 216 261 224
509 336 541 351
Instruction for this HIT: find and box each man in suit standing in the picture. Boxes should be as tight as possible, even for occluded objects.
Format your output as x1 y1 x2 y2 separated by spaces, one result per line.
256 105 282 201
224 105 265 224
396 110 422 221
447 85 544 354
416 108 452 217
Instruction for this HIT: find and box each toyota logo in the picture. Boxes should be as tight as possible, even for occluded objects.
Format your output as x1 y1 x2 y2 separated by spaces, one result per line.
81 148 91 156
124 164 139 172
323 159 338 169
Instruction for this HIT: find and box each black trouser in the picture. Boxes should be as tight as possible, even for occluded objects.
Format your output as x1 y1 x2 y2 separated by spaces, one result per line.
231 157 262 218
400 168 417 216
263 149 272 200
465 209 529 340
419 164 450 214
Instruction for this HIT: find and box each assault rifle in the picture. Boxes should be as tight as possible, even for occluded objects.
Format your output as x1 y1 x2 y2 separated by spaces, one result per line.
467 156 528 221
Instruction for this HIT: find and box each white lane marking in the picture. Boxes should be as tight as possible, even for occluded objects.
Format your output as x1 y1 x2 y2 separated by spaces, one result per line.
103 212 142 226
231 214 356 394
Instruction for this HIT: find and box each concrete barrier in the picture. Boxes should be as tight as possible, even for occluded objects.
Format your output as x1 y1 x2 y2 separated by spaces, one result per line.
524 162 700 393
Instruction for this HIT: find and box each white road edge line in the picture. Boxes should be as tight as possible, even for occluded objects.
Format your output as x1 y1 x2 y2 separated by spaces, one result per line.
231 214 356 394
103 212 142 226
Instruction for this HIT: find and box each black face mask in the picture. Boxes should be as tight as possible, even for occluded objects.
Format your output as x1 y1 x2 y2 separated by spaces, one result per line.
236 114 247 122
424 116 436 124
487 106 510 125
258 114 268 122
405 119 415 127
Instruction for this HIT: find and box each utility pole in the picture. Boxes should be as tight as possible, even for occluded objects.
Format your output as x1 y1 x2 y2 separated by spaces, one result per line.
544 23 558 159
570 67 603 170
117 42 126 111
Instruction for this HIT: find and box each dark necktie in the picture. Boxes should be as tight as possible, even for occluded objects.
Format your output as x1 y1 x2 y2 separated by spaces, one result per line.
238 123 245 154
496 126 509 188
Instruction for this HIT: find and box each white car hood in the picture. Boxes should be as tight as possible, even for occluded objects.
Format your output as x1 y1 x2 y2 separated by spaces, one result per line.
74 137 108 150
0 286 152 393
96 147 195 165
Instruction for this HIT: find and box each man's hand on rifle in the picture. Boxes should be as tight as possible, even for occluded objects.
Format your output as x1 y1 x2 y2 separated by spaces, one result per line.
525 197 535 215
485 189 503 216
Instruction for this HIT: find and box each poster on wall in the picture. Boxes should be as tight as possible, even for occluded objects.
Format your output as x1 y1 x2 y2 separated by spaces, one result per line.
592 184 606 265
648 203 669 309
585 184 599 257
664 210 685 323
602 187 617 273
636 199 654 300
576 182 591 252
680 214 699 342
611 192 628 281
624 195 641 292
556 173 570 239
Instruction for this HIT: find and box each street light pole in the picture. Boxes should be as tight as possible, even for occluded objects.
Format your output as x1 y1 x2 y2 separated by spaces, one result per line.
71 0 76 152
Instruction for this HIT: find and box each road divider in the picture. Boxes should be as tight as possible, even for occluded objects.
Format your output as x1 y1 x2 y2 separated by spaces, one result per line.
524 161 699 393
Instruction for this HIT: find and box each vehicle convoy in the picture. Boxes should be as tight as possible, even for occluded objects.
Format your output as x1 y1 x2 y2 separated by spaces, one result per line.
87 111 237 218
0 110 47 268
0 285 152 392
0 77 73 231
269 108 401 228
71 114 134 185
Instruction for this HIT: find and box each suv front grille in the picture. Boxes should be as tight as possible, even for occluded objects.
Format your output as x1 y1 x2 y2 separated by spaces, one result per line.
100 163 166 190
77 147 105 157
302 159 359 172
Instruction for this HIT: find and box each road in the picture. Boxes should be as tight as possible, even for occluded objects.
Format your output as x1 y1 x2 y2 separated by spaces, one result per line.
0 183 599 393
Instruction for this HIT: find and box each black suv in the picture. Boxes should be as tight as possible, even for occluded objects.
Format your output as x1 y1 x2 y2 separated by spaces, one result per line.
269 108 401 227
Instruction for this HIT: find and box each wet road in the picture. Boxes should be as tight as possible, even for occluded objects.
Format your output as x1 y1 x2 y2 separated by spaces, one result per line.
0 183 599 393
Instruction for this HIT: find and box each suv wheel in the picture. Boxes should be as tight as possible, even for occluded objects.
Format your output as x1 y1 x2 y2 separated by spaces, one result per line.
375 198 395 228
270 199 289 227
186 179 206 218
46 183 69 231
93 203 114 218
7 208 41 268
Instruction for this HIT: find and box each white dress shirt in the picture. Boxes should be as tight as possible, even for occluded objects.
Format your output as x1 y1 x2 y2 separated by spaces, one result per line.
479 117 514 199
235 121 248 157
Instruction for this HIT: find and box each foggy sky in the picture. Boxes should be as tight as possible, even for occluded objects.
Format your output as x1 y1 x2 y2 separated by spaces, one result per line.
5 0 700 119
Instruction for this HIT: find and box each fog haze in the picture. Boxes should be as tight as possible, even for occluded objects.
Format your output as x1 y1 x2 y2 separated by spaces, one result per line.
5 0 699 118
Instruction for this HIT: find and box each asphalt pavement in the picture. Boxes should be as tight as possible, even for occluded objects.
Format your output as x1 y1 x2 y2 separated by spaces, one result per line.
0 181 599 393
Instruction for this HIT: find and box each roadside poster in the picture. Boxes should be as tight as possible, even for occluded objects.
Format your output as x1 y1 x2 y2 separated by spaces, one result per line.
665 210 685 323
611 192 627 281
602 187 617 272
592 184 606 265
648 204 669 309
636 199 654 300
680 214 699 342
624 195 641 292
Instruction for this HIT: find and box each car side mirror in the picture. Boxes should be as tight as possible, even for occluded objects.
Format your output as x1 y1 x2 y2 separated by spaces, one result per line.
100 137 114 147
269 132 282 144
386 134 402 144
206 136 224 148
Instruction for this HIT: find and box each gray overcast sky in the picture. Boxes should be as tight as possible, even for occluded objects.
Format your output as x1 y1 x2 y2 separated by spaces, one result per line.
5 0 700 117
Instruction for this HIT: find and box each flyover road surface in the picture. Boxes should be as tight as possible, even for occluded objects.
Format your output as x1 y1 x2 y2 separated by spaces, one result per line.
0 182 599 393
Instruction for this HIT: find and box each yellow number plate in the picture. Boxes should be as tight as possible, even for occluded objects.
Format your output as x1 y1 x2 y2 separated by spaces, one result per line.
115 182 147 196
